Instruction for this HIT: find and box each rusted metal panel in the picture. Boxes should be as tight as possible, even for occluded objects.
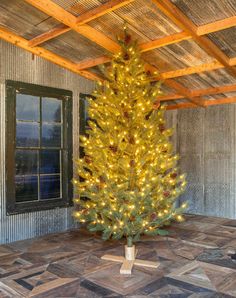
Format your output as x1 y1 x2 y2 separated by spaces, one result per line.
0 39 94 244
169 103 236 219
208 27 236 59
143 39 214 73
176 68 236 90
171 0 236 26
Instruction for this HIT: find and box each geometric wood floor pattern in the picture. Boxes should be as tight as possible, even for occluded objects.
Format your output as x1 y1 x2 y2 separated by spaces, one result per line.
0 214 236 297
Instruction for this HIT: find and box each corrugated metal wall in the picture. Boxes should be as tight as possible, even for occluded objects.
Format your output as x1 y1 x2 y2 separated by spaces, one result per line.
0 40 94 244
1 40 236 244
172 105 236 219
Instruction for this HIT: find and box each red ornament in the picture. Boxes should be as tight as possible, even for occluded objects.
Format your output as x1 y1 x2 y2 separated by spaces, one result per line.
109 145 118 153
159 124 165 132
124 34 132 44
124 111 129 118
85 155 92 164
150 212 157 220
123 53 130 60
163 191 170 198
170 173 177 179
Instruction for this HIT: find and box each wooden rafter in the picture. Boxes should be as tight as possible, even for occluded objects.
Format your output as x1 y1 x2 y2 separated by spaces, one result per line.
163 79 205 107
75 40 236 79
196 16 236 36
191 84 236 97
160 83 236 101
139 32 191 52
24 0 201 107
0 27 102 82
152 0 236 77
77 56 111 70
28 0 134 47
167 96 236 110
24 0 120 53
160 61 224 79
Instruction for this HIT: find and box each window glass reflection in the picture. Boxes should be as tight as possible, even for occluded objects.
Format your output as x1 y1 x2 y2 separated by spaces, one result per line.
40 175 61 200
16 122 40 147
41 150 60 174
42 97 61 123
16 94 39 121
42 124 61 147
15 176 38 202
15 150 38 175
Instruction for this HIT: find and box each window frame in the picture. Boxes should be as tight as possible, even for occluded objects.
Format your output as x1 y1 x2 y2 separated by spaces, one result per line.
6 80 73 215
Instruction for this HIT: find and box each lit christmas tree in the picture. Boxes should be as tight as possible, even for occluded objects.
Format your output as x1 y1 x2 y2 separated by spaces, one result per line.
73 29 187 252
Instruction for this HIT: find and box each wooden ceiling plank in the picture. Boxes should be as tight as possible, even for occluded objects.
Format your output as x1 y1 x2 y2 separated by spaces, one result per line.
77 56 111 70
28 0 134 47
75 0 134 25
0 26 101 81
197 16 236 36
24 0 120 53
166 102 195 110
28 24 70 47
139 31 191 52
152 0 236 77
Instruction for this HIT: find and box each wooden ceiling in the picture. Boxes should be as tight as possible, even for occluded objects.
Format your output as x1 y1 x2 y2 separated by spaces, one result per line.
0 0 236 109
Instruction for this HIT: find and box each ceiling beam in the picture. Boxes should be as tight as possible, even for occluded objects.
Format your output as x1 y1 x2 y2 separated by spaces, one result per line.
166 102 195 110
75 40 236 79
191 84 236 97
75 32 192 69
160 60 224 79
0 27 102 81
159 94 183 101
25 0 197 106
24 0 120 53
229 57 236 66
167 96 236 110
28 24 70 47
196 16 236 36
152 0 236 77
160 83 236 101
77 56 111 70
139 31 191 52
28 0 134 47
163 79 206 107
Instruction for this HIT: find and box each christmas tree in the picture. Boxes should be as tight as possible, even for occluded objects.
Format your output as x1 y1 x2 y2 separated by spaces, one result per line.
73 29 187 248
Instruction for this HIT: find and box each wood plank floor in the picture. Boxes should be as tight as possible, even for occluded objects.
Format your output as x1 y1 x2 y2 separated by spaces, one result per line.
0 214 236 297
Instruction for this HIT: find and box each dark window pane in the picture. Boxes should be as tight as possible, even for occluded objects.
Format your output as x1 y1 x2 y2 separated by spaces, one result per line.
15 176 38 202
42 98 62 123
40 175 61 200
42 124 61 147
41 150 60 174
16 122 40 147
16 150 38 175
16 94 39 121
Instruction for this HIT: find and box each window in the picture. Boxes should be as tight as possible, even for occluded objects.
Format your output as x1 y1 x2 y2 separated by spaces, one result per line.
6 81 73 214
79 93 95 157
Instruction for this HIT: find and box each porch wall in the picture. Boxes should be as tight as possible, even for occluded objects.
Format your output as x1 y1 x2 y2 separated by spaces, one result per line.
167 106 236 219
0 40 95 244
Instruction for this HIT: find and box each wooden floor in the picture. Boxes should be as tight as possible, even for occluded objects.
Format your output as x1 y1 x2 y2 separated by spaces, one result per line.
0 214 236 297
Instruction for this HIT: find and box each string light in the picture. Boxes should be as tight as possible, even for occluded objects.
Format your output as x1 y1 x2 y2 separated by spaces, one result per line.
73 28 187 243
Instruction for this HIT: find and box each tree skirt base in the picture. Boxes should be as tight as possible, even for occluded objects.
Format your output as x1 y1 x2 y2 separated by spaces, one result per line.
101 245 159 274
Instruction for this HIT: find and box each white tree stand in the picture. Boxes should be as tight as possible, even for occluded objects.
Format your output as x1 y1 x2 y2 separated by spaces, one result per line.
101 245 159 274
